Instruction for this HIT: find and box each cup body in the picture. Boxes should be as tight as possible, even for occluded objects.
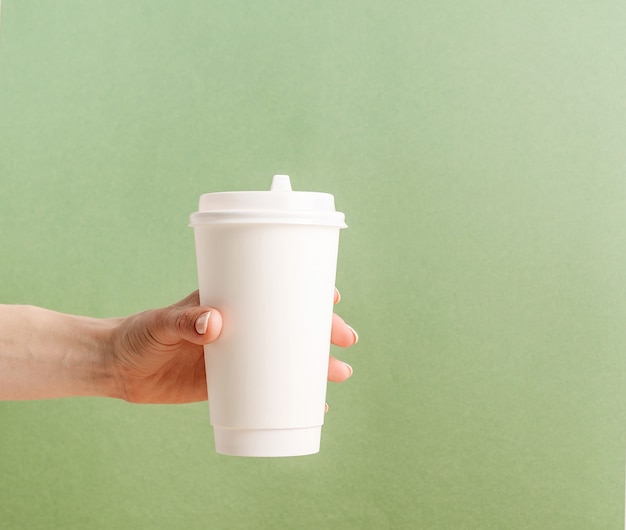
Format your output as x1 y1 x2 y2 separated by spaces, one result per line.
193 221 341 457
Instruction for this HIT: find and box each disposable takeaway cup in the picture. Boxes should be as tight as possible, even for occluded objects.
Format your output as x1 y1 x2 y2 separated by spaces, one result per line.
189 175 347 457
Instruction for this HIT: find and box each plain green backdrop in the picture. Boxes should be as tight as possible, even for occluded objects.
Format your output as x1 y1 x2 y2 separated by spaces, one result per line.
1 1 626 528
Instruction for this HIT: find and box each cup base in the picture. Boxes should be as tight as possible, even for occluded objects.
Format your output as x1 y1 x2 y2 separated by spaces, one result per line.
213 426 322 457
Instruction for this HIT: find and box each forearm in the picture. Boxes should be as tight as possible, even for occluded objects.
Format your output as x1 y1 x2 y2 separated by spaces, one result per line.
0 305 121 400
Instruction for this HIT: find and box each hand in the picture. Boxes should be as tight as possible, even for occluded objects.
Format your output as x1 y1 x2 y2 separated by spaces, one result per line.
109 290 358 404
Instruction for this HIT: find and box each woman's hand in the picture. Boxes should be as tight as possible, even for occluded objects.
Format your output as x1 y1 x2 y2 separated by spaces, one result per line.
110 290 358 404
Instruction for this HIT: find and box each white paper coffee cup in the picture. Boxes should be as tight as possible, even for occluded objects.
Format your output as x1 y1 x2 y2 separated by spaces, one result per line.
190 175 347 457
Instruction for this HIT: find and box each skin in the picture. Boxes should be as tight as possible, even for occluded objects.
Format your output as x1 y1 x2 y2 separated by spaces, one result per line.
0 290 358 404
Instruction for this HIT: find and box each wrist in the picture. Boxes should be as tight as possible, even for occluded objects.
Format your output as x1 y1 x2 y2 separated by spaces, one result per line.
87 317 125 400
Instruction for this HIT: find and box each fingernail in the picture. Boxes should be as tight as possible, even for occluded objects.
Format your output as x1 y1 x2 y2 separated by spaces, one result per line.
324 403 329 413
195 311 211 335
347 325 359 344
344 363 353 378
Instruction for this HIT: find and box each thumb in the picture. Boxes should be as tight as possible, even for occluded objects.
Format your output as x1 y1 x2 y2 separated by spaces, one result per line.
166 306 223 345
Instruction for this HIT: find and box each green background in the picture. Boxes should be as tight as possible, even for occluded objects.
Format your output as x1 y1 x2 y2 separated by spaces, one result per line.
1 1 625 528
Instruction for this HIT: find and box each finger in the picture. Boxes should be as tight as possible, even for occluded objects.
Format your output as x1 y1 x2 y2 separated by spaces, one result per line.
330 313 359 347
188 308 223 344
328 355 353 383
157 306 223 346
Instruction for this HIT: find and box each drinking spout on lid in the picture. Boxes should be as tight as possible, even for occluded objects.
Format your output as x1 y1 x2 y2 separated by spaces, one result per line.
270 175 292 192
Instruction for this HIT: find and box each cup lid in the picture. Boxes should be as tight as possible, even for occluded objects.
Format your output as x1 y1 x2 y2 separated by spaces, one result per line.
190 175 347 227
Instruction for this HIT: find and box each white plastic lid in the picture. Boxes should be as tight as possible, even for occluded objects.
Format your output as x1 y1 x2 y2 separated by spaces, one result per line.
190 175 347 228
